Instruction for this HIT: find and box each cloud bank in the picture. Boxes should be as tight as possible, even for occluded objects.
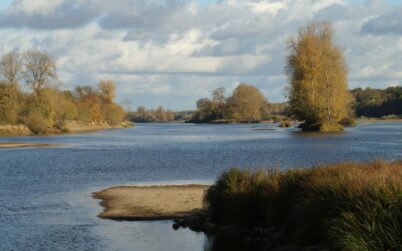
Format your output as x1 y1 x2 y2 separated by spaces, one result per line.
0 0 401 110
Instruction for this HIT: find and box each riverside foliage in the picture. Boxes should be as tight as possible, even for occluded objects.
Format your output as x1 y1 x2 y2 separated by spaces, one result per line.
190 83 288 123
204 161 402 250
0 50 126 134
286 22 352 131
351 86 402 118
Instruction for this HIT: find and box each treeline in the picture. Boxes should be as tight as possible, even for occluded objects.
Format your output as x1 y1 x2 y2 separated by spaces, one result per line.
0 50 126 134
351 86 402 118
128 106 174 123
127 106 193 123
190 84 288 123
190 22 353 131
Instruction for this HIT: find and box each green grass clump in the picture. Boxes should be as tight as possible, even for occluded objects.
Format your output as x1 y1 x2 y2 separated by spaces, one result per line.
204 161 402 249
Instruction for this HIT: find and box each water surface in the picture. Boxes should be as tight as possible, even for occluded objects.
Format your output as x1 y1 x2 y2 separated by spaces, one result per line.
1 123 401 250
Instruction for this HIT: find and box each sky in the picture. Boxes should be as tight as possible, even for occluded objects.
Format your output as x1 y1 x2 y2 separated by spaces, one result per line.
0 0 401 110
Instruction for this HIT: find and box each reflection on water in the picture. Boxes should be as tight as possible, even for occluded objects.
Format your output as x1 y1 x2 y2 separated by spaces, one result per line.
1 123 402 250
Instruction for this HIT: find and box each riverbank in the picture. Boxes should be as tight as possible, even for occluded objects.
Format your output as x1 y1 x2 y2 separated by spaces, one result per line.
94 161 402 250
356 117 402 123
0 121 134 136
194 161 402 250
65 121 134 133
0 142 58 148
0 124 33 136
93 185 208 220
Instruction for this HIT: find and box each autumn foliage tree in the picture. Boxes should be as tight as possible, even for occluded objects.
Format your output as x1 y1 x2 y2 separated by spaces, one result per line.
0 50 127 134
286 22 352 131
191 83 269 122
226 84 267 120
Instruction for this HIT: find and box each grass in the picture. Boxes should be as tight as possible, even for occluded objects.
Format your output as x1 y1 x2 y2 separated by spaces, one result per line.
204 161 402 250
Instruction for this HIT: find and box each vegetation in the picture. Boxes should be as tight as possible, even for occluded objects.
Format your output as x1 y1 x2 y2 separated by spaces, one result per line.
128 106 175 123
351 86 402 118
204 161 402 250
0 50 126 134
286 22 353 131
190 83 281 123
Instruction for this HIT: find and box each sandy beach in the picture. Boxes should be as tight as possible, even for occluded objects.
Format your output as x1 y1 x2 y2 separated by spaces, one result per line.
93 185 209 220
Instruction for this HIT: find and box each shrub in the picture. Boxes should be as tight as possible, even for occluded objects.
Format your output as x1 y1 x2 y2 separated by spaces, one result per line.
22 112 51 134
299 121 343 132
204 161 402 249
279 121 292 128
103 103 125 125
339 117 357 127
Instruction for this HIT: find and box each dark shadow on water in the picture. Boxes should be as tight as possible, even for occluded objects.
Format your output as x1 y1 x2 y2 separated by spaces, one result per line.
203 234 267 251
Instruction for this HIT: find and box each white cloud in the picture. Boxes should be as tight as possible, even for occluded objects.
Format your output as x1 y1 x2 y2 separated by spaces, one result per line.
246 1 287 15
0 0 401 109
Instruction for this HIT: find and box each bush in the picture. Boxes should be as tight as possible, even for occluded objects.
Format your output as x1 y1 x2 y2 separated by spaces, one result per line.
339 117 356 127
299 121 343 132
103 103 126 125
204 161 402 249
22 112 51 134
279 121 292 128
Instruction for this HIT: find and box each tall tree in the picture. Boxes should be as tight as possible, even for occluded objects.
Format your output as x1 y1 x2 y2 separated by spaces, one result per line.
22 50 57 95
0 52 22 85
99 80 116 103
286 22 351 131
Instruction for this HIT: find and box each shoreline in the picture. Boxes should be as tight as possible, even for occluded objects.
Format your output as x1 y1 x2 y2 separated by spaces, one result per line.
93 185 209 220
356 118 402 123
0 142 59 148
0 121 134 137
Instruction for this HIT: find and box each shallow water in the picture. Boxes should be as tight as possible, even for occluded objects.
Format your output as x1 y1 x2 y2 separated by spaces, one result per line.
1 123 401 251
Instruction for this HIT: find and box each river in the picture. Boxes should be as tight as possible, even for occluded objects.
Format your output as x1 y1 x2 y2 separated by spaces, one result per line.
1 122 401 250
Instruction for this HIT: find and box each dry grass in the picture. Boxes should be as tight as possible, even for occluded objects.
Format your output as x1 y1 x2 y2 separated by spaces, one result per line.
204 161 402 249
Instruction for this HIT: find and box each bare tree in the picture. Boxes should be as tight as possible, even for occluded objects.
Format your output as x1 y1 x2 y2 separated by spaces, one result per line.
22 50 57 95
212 87 226 104
0 52 22 85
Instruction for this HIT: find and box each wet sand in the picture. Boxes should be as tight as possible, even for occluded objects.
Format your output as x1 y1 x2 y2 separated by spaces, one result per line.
93 185 209 220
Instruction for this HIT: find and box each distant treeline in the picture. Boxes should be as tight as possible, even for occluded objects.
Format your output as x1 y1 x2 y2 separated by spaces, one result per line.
189 84 289 123
127 84 402 125
0 50 126 134
351 86 402 118
127 106 193 123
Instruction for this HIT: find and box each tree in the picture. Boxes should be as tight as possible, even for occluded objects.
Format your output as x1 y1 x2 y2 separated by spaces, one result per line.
22 50 57 95
190 84 271 123
226 83 267 120
0 52 22 124
0 81 20 124
286 22 351 131
351 86 402 117
74 85 102 122
212 87 226 104
99 80 116 103
0 52 22 85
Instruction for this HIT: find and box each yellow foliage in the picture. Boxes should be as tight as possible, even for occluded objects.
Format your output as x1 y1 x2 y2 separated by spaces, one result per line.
287 22 352 130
